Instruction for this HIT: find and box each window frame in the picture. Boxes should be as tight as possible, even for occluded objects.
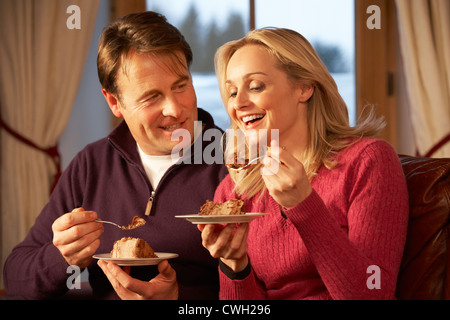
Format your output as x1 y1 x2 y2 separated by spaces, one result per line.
355 0 397 148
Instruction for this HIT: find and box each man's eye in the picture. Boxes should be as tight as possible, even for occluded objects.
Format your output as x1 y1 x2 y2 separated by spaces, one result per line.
140 95 159 107
174 83 188 91
229 91 237 98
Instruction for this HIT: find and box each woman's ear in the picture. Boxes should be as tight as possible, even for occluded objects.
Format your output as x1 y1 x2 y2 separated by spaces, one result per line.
298 84 314 103
102 88 123 118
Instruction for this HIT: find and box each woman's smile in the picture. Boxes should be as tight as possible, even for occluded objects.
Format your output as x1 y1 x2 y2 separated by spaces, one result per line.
241 113 266 129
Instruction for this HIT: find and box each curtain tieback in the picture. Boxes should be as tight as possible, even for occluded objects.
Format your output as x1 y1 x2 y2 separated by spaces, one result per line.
0 116 61 194
416 133 450 158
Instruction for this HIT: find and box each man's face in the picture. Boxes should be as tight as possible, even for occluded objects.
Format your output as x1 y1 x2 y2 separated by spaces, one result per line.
104 50 198 155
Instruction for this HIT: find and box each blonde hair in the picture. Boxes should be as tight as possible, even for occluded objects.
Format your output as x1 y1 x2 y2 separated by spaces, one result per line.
215 27 385 199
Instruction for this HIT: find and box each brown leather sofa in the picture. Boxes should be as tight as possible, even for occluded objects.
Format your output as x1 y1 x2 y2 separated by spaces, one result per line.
396 155 450 300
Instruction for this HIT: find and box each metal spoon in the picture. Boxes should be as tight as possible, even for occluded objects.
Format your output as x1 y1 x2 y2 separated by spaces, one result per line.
96 216 146 230
226 155 266 171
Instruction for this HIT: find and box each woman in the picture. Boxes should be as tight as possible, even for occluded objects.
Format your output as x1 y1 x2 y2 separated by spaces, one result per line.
199 27 409 300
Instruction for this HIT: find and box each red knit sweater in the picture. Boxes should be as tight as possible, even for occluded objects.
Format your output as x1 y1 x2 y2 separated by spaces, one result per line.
214 138 409 300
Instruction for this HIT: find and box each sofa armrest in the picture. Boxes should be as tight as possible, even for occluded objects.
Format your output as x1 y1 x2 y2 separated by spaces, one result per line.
396 155 450 300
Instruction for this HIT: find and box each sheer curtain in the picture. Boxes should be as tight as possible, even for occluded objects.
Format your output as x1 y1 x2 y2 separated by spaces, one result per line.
0 0 99 288
396 0 450 157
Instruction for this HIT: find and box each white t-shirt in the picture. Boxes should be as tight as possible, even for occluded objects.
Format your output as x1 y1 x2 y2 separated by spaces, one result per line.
137 144 181 190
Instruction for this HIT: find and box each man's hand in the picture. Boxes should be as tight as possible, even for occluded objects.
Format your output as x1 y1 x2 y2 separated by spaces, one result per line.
97 259 179 300
52 207 103 268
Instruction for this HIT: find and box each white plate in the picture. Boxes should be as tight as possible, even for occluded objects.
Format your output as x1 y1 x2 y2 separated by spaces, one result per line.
174 212 269 224
93 252 179 266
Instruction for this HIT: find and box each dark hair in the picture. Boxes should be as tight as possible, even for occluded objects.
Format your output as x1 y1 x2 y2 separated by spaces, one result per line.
97 11 193 97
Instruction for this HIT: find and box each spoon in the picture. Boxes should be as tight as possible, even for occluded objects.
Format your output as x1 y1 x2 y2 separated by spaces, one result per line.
96 216 146 230
226 154 266 171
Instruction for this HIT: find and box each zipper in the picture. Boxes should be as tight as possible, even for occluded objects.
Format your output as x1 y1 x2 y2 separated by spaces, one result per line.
109 137 187 217
145 191 155 216
108 139 156 216
144 163 180 215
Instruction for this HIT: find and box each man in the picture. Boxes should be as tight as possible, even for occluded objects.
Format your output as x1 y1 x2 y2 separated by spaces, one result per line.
3 11 227 299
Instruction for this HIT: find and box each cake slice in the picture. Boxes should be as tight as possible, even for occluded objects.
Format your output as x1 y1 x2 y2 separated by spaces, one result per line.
110 237 157 258
198 199 246 215
225 151 249 169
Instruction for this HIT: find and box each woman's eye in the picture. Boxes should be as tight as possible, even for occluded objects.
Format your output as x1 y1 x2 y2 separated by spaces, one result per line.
250 84 265 92
229 90 237 98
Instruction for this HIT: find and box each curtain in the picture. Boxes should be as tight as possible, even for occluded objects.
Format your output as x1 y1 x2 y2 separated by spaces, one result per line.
0 0 100 289
396 0 450 157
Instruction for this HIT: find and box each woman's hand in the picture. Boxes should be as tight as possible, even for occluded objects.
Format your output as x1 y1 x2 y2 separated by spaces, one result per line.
262 139 312 209
97 259 178 300
198 223 249 272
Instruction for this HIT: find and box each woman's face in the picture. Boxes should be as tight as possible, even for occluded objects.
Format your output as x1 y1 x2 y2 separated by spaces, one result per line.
225 44 312 146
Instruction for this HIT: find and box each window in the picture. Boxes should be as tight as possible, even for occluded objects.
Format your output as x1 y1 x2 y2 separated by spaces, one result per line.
148 0 355 127
147 0 250 130
255 0 356 124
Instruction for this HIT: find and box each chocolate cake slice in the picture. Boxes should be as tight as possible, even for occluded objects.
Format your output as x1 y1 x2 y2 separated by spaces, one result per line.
198 199 245 215
110 237 157 258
